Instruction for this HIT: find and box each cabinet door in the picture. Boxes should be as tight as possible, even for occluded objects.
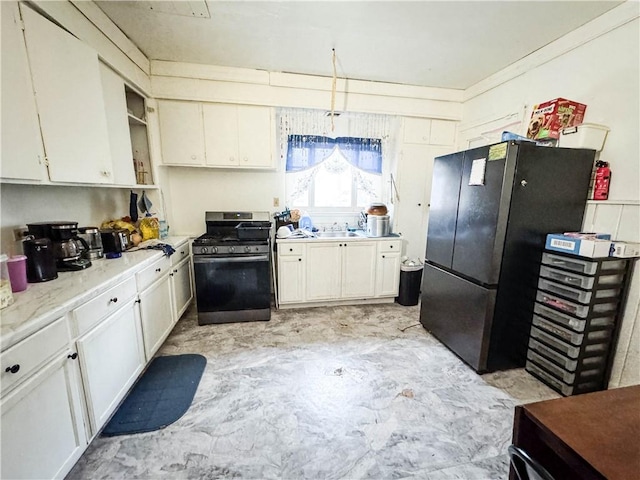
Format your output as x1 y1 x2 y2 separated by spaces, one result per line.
278 255 305 303
21 5 113 184
238 105 273 168
1 352 87 480
158 100 205 165
403 117 431 144
171 258 193 321
99 62 136 186
138 275 174 360
76 300 144 435
305 243 341 301
203 103 239 167
0 2 45 181
342 242 377 298
376 252 401 297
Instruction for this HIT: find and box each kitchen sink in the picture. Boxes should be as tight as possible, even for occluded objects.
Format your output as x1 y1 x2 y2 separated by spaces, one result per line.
315 231 361 238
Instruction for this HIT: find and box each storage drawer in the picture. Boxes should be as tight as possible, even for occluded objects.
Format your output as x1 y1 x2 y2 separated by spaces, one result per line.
542 252 626 275
0 317 69 394
278 243 304 256
170 242 190 267
536 290 618 318
539 265 624 289
532 315 611 345
534 303 614 332
377 240 401 253
537 278 619 304
529 326 608 358
528 338 605 372
527 350 603 384
73 277 137 336
136 255 171 291
525 360 600 396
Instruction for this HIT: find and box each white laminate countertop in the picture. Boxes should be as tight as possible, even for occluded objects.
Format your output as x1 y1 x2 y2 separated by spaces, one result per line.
275 231 401 244
0 236 191 352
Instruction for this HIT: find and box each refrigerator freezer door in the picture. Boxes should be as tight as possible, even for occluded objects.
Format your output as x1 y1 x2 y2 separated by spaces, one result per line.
420 262 497 372
424 151 464 269
452 146 513 285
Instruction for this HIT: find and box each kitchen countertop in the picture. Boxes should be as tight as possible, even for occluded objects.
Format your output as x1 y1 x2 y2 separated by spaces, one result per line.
0 236 190 352
276 231 401 243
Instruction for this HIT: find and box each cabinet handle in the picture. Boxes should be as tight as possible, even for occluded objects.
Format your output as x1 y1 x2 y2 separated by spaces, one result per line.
191 155 197 160
173 269 178 273
68 353 78 360
382 255 386 258
390 245 394 249
289 248 293 252
155 268 161 272
109 297 118 304
135 299 141 304
5 364 20 374
170 273 174 277
180 251 185 254
243 157 248 162
298 258 302 262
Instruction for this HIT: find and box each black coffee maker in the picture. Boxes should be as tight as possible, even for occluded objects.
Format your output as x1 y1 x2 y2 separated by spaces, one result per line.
23 237 57 283
27 221 92 272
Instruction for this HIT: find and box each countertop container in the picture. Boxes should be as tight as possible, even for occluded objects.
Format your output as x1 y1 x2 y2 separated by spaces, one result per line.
0 254 14 309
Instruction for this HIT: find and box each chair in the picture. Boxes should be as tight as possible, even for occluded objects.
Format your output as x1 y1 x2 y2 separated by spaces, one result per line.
508 444 556 480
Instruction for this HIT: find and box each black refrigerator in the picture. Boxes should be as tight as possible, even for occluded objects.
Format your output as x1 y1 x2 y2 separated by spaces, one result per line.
419 140 594 373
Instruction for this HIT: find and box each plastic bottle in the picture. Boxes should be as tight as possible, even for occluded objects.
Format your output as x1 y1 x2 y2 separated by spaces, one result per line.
299 211 313 231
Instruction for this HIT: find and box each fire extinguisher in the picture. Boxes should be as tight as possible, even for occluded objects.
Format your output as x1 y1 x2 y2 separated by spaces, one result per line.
593 161 611 200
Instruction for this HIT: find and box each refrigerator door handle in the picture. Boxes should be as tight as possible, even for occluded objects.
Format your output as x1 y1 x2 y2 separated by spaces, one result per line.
520 179 528 187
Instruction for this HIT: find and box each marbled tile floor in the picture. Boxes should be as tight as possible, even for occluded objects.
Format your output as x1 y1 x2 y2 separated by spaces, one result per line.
67 303 558 479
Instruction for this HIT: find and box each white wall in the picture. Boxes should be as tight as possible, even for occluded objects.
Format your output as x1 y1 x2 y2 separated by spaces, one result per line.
0 184 132 255
463 7 640 387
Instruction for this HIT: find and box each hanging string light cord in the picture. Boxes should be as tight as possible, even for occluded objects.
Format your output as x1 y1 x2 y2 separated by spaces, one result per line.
331 48 337 131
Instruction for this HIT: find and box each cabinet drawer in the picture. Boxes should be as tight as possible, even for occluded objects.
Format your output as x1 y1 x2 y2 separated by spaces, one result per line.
537 278 620 304
279 243 304 256
528 338 605 372
539 265 624 289
170 242 191 267
73 277 137 336
541 252 626 275
527 349 603 385
136 255 171 291
532 315 611 346
536 290 618 318
529 326 608 359
533 302 615 332
1 317 69 394
377 240 401 253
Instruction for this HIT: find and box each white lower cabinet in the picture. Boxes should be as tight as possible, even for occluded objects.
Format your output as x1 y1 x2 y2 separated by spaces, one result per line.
0 351 87 480
278 255 305 303
138 274 174 361
342 242 377 298
279 238 398 305
170 257 194 321
75 299 144 435
305 243 342 301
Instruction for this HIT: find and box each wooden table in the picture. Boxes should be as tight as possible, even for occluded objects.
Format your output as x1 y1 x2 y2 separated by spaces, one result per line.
511 385 640 480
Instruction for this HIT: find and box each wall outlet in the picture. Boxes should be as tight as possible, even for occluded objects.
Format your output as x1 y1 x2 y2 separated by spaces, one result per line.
13 227 28 242
273 197 280 207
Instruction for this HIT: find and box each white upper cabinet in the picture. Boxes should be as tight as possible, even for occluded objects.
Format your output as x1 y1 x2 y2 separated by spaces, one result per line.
203 103 274 168
99 63 137 186
0 2 45 181
158 100 206 166
160 101 274 169
403 117 456 146
21 4 113 184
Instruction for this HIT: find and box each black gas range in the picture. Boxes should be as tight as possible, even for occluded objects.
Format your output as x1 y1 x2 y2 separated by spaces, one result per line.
193 211 272 325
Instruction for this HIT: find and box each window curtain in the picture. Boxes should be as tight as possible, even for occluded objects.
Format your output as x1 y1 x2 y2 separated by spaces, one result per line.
285 135 382 174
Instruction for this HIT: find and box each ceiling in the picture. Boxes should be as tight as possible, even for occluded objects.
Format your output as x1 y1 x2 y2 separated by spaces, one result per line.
95 0 624 90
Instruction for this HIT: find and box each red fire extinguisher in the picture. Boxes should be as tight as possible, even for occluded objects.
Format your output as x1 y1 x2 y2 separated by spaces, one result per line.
593 161 611 200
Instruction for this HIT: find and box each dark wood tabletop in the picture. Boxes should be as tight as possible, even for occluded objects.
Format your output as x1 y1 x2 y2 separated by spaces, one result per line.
512 385 640 480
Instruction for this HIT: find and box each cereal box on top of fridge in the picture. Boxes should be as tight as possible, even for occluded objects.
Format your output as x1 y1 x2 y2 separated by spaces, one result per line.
527 98 587 140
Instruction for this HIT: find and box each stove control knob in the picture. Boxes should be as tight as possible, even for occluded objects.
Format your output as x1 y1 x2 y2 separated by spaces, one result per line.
201 247 208 254
229 246 235 253
212 246 218 254
244 246 251 253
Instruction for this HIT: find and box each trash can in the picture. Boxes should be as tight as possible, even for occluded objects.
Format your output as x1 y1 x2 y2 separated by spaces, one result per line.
396 263 423 306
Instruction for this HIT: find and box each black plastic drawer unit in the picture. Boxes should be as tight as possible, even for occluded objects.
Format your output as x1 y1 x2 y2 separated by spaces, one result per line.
526 250 634 396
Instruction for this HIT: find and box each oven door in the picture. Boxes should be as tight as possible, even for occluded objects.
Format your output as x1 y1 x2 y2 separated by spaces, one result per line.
193 254 271 324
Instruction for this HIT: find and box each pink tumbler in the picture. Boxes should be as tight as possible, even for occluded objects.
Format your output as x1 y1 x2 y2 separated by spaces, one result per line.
7 255 28 292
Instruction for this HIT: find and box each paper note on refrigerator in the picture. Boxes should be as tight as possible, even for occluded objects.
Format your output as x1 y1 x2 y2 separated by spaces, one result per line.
469 158 487 185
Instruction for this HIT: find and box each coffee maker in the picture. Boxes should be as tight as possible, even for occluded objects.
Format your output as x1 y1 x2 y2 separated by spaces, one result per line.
27 222 92 271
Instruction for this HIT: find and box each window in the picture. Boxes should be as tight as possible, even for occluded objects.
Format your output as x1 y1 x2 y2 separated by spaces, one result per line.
285 135 382 210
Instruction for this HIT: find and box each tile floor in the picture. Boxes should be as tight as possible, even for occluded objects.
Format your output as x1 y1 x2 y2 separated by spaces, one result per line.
67 303 558 479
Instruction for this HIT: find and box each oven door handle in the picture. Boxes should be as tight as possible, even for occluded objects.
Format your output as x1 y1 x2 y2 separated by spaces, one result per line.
193 255 268 264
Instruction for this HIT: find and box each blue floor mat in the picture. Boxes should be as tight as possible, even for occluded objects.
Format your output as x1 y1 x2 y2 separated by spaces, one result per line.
102 354 206 436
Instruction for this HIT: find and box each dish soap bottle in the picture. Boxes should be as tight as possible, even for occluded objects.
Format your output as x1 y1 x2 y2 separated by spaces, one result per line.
299 211 313 231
